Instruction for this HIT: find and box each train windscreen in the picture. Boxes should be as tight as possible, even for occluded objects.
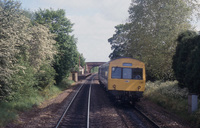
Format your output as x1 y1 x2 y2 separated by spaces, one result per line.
111 67 121 79
132 68 143 80
122 68 132 79
111 67 143 80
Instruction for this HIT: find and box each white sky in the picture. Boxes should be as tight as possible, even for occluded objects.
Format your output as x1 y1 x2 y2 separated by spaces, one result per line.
18 0 200 62
18 0 131 62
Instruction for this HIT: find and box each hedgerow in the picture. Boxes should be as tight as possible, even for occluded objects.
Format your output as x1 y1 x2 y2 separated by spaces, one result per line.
173 30 200 94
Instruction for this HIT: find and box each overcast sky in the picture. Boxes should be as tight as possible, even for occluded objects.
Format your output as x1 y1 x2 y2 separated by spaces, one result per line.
18 0 131 62
18 0 200 62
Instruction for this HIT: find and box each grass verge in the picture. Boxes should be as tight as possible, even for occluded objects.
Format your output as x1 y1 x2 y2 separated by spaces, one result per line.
0 79 74 127
144 81 200 127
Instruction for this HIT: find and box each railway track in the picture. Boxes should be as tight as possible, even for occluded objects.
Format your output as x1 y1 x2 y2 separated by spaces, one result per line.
55 74 160 128
134 106 160 128
115 103 160 128
55 75 95 128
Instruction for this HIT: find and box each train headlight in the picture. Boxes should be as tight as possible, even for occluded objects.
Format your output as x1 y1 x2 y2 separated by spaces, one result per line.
113 84 116 90
138 86 141 91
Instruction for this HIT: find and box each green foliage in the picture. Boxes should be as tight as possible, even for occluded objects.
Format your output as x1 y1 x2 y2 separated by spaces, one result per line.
0 0 30 99
172 31 197 87
144 81 188 114
27 23 56 70
144 81 200 127
36 64 56 90
6 58 38 101
0 102 17 127
57 77 74 90
108 0 199 80
185 35 200 94
173 30 200 94
34 9 79 84
0 1 81 126
145 81 188 100
128 0 194 80
0 81 68 127
0 0 57 100
54 32 79 83
22 9 35 20
34 8 73 34
79 53 86 68
108 24 131 59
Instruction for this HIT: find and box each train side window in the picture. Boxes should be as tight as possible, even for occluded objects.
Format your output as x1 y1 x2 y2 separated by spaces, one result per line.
122 68 132 79
132 68 143 80
111 67 121 79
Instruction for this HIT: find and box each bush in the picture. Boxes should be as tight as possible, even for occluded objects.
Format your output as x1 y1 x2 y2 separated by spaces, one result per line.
0 0 30 99
144 81 200 127
144 81 188 101
36 64 56 90
184 35 200 94
8 59 38 101
0 0 56 100
172 30 200 94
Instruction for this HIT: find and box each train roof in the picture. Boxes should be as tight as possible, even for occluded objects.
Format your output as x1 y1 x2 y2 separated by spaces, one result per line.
99 57 143 67
110 57 139 62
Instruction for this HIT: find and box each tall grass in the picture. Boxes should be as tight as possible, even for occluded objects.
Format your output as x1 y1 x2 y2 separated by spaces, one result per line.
144 81 200 127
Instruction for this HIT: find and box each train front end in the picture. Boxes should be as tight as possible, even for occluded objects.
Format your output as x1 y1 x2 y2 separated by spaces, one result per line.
108 58 146 102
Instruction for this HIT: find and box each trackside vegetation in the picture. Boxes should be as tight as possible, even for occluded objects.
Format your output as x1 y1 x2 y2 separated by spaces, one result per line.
0 0 85 126
0 79 74 127
144 81 200 127
173 31 200 95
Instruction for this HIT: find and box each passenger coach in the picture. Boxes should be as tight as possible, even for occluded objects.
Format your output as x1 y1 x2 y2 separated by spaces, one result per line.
98 57 146 103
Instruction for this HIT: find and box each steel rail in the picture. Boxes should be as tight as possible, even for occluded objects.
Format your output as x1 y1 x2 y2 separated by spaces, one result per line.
134 106 160 128
87 77 94 128
55 76 93 128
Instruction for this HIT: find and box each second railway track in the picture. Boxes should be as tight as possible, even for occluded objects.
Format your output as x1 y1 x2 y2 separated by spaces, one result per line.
55 75 95 128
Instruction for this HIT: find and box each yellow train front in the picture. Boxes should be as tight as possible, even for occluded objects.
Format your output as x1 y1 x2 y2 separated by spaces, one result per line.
98 57 146 103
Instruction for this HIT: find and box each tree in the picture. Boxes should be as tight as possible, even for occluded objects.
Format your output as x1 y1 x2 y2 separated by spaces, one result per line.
108 24 131 59
34 8 73 34
186 35 200 94
54 32 78 83
172 31 197 87
27 23 56 70
25 23 57 90
34 9 79 84
173 31 200 94
116 0 198 80
0 0 30 99
79 53 86 68
0 0 57 99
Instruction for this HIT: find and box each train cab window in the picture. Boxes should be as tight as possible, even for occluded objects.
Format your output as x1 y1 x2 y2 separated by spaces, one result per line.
122 68 132 79
132 68 143 80
111 67 121 79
